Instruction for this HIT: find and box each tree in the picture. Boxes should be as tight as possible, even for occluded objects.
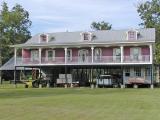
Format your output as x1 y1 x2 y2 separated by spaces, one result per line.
137 0 160 62
91 21 112 30
137 0 160 43
0 2 32 64
0 2 32 83
137 0 160 83
0 2 9 83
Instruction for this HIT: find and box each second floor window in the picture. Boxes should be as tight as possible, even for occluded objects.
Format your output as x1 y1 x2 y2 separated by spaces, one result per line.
94 48 102 61
78 49 89 62
113 48 121 61
131 47 141 61
67 49 72 61
31 50 39 61
46 50 55 61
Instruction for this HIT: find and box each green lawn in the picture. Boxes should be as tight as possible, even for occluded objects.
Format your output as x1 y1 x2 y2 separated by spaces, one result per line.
0 88 160 120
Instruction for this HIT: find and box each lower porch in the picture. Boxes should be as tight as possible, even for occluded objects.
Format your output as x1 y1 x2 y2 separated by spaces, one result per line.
14 65 154 88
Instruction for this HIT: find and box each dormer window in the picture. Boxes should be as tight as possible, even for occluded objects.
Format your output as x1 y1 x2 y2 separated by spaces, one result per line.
127 30 138 40
40 34 48 43
81 32 92 41
84 33 89 40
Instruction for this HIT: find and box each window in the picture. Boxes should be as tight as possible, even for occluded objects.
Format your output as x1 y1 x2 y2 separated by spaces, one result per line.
81 32 92 41
113 48 121 61
127 30 138 40
129 31 135 39
40 34 47 43
94 48 102 61
131 47 141 61
145 67 151 76
31 50 39 61
134 67 141 77
125 68 130 77
67 49 72 61
78 49 89 62
84 33 89 40
46 50 55 61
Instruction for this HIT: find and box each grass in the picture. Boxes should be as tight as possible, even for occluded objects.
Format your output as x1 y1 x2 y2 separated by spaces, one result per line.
0 87 160 120
0 81 24 89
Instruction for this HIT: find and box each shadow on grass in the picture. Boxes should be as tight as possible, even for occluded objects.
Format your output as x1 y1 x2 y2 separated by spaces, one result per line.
0 87 155 99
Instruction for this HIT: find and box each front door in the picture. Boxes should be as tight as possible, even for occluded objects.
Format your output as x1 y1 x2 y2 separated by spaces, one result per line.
31 50 39 62
78 49 89 63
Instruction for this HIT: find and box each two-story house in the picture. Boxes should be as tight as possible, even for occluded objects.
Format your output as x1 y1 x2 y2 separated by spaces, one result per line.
12 28 155 87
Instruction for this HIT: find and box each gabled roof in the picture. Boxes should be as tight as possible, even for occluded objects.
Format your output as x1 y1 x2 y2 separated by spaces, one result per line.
12 28 155 47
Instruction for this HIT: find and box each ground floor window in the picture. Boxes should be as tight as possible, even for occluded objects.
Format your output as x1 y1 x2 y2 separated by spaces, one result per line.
145 67 151 76
125 68 130 77
134 67 141 77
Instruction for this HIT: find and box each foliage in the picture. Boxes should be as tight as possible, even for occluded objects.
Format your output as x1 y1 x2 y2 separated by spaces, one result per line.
0 2 32 64
137 0 160 42
137 0 160 63
91 21 112 30
155 43 160 63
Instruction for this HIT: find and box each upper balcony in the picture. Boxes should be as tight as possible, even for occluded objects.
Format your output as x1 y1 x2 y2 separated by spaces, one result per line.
16 55 150 66
14 44 152 66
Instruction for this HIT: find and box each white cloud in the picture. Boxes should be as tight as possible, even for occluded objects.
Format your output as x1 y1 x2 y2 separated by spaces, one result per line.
2 0 146 35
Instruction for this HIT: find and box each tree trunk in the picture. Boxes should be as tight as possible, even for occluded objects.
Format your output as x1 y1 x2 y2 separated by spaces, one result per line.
156 65 159 83
0 49 2 84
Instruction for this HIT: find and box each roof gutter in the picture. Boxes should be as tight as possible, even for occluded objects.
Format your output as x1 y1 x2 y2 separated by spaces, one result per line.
10 41 155 48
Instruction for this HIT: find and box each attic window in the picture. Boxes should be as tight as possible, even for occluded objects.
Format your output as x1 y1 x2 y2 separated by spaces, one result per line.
81 32 92 41
84 33 89 40
127 30 138 40
40 34 47 43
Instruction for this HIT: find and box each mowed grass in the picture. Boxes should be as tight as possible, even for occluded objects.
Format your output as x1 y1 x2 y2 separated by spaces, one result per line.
0 88 160 120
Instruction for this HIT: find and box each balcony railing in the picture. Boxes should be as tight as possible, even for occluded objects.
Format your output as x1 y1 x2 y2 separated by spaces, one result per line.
93 56 121 63
42 57 65 64
16 55 150 65
67 56 92 64
124 55 150 63
16 58 40 65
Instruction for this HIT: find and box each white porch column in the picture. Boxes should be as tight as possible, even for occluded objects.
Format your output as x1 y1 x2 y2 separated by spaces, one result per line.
120 46 124 63
64 47 67 64
91 47 94 63
14 47 17 65
39 48 42 64
22 48 24 63
149 44 153 63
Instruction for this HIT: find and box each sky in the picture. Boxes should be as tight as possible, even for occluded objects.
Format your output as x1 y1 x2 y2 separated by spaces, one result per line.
1 0 147 35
